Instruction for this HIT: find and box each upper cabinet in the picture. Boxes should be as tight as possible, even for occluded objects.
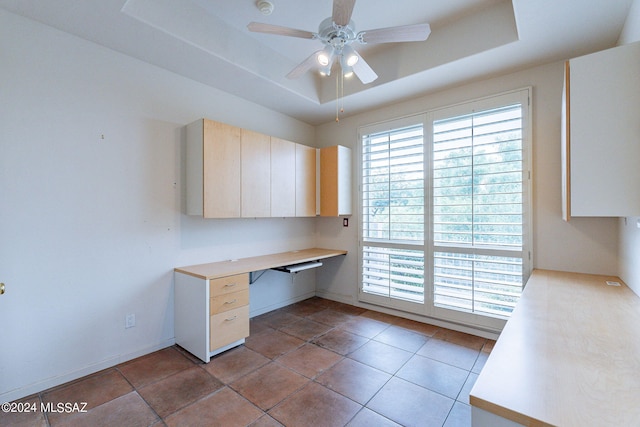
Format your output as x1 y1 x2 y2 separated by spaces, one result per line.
186 119 241 218
295 144 317 217
185 118 324 219
562 41 640 219
241 129 271 217
271 137 296 217
320 145 352 217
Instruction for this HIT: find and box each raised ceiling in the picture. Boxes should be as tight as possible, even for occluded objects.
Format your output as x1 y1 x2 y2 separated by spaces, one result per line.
0 0 634 124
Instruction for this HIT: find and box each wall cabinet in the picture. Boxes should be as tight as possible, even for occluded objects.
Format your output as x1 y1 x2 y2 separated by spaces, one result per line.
186 119 241 218
185 118 320 219
241 129 271 217
320 145 352 216
562 41 640 219
271 137 296 217
295 144 317 217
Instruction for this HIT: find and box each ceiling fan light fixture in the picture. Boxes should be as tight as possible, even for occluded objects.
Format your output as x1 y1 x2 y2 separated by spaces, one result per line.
317 53 330 66
248 0 429 88
342 45 359 67
317 46 335 67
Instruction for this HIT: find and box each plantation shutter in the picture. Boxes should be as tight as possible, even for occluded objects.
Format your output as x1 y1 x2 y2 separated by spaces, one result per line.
361 124 425 303
432 103 526 318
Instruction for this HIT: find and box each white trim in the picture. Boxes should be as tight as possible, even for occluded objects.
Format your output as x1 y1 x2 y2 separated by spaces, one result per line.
357 87 533 330
0 339 175 403
427 88 532 327
316 290 500 339
358 117 428 316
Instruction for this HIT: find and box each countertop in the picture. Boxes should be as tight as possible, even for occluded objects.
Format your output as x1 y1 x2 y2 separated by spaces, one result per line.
470 269 640 426
174 248 347 280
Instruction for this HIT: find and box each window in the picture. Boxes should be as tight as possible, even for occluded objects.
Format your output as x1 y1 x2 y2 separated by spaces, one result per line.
361 124 425 305
359 89 531 327
431 103 527 318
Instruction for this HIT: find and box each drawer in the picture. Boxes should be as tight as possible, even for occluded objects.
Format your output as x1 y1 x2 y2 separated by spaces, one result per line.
209 273 249 297
210 305 250 351
210 289 249 315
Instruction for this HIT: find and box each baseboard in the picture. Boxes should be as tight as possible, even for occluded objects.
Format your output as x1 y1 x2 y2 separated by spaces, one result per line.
250 291 316 318
315 290 500 340
1 338 175 403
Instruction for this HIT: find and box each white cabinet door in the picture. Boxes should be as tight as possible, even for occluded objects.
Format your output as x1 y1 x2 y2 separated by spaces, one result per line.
565 41 640 217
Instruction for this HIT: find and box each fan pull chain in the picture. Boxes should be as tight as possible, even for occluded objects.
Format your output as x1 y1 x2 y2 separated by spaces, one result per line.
335 70 346 123
340 72 345 114
335 72 340 122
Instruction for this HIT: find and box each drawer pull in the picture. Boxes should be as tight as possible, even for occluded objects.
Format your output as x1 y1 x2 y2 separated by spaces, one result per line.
224 299 237 305
224 283 237 288
225 315 238 322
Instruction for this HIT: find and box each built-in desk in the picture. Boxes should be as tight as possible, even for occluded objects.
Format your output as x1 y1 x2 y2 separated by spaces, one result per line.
174 248 347 362
470 269 640 426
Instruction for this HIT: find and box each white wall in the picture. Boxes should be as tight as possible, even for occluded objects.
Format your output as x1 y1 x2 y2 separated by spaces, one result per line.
315 60 620 304
0 10 316 402
4 1 638 403
618 0 640 296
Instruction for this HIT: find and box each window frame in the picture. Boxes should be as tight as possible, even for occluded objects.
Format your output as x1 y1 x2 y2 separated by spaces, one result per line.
358 115 427 314
357 88 533 331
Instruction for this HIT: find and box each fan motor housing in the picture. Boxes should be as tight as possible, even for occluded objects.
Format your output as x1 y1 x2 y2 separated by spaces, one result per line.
318 17 356 49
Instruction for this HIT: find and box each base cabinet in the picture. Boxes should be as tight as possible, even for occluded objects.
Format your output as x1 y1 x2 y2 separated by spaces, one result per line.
174 272 250 362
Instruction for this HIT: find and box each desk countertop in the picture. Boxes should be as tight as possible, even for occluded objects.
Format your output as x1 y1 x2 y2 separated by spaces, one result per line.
174 248 347 280
469 269 640 426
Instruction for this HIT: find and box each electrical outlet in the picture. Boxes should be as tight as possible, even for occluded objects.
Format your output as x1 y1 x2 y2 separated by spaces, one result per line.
125 313 136 328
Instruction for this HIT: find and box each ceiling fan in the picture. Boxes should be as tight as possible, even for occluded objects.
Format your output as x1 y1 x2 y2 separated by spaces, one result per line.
247 0 431 84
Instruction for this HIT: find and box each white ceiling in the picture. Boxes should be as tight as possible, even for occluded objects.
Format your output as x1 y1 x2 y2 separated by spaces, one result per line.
0 0 634 125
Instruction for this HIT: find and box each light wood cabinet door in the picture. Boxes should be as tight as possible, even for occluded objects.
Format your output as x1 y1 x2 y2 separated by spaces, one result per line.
203 120 242 218
187 118 318 219
270 137 296 217
241 129 271 217
320 145 352 216
186 119 241 218
296 144 317 217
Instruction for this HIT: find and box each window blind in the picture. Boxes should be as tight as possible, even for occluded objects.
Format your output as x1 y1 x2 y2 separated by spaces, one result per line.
361 124 425 302
432 104 524 318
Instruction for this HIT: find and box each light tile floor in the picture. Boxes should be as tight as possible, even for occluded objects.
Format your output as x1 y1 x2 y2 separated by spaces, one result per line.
1 297 494 427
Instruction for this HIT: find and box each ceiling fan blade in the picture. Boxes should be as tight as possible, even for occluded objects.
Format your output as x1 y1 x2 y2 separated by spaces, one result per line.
286 50 323 79
247 22 315 39
352 53 378 84
332 0 356 26
359 23 431 44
